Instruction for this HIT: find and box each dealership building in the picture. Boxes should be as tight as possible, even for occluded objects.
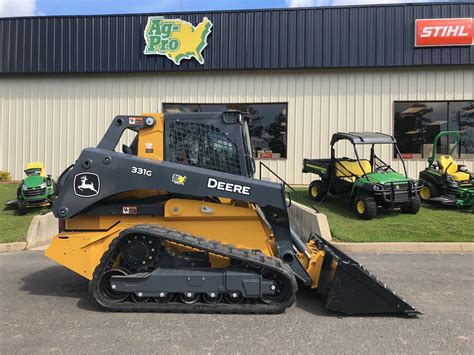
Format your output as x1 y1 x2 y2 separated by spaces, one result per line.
0 2 473 183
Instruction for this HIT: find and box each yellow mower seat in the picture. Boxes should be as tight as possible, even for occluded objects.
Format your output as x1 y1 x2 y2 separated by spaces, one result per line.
335 160 372 182
438 155 470 182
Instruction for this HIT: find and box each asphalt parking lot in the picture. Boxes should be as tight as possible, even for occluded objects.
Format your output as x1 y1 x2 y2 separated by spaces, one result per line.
0 251 472 354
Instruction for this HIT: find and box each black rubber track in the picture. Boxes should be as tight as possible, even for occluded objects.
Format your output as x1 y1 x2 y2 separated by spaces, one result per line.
90 224 298 314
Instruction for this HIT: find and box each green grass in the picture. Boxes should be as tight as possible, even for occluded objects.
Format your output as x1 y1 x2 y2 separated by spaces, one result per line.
289 187 474 243
0 183 50 243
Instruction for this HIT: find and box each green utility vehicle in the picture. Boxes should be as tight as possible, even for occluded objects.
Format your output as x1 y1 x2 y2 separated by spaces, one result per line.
5 162 56 215
419 131 473 208
303 132 422 220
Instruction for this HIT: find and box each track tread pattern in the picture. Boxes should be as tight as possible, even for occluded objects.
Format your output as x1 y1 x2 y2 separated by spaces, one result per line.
90 224 297 314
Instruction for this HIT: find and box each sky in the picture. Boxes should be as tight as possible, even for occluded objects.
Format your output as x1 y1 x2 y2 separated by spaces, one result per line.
0 0 461 18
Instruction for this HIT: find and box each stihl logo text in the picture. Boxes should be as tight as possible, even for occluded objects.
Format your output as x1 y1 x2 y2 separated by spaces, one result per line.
415 18 473 47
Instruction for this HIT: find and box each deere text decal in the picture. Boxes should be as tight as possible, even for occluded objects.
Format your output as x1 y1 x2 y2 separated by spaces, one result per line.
143 17 213 65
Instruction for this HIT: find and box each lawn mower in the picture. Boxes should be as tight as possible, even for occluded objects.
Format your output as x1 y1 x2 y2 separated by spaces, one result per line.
419 131 473 209
303 132 422 220
44 112 418 316
4 162 56 215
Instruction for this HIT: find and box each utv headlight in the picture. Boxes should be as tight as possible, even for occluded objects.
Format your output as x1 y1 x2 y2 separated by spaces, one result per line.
40 182 47 188
21 184 28 191
374 184 384 191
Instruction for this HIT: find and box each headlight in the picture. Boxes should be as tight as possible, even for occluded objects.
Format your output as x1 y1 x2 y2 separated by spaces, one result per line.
40 182 47 188
21 185 28 191
374 184 384 191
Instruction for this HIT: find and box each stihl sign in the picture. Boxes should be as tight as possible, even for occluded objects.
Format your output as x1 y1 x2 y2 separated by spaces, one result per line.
415 18 473 47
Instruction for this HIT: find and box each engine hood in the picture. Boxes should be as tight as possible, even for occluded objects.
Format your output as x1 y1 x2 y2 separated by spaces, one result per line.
23 175 45 188
360 172 411 184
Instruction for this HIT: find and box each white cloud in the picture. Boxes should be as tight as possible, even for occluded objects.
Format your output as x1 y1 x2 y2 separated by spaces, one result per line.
286 0 445 7
0 0 36 17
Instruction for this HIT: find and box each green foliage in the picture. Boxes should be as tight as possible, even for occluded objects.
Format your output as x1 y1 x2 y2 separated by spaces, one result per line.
289 187 474 242
0 171 11 182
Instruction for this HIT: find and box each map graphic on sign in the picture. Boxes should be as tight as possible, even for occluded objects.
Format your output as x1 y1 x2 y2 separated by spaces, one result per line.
143 17 213 65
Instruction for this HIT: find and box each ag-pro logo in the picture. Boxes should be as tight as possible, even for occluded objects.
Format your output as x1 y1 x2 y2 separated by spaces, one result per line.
143 16 213 65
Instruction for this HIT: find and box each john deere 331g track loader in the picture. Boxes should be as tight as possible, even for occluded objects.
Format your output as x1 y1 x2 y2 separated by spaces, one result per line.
45 112 418 316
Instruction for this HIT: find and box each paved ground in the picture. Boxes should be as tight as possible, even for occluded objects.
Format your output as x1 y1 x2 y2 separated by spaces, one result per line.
0 251 472 354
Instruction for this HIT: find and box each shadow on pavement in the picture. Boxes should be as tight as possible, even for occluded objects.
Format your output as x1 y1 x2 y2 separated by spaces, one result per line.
19 265 102 311
19 263 411 317
19 264 339 315
295 287 335 317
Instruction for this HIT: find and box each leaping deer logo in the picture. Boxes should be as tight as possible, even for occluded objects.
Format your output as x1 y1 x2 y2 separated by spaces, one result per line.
77 175 98 194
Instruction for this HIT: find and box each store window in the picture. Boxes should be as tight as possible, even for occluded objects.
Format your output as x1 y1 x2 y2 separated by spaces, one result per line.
163 103 288 159
394 101 474 159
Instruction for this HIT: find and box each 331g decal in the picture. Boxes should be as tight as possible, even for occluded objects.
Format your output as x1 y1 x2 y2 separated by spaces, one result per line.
131 166 153 177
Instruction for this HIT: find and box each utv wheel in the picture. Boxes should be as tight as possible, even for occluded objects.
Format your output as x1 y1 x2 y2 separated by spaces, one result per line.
308 180 327 202
354 195 377 220
400 195 421 215
419 182 440 201
16 200 27 216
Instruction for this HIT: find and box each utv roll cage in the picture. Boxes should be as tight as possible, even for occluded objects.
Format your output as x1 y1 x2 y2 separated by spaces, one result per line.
330 132 409 181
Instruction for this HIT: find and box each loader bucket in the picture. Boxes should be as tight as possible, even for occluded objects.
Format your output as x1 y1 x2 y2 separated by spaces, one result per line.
314 237 419 317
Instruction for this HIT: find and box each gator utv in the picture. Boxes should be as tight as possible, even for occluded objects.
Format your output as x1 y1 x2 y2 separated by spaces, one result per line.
419 131 473 209
303 132 422 220
45 113 418 316
5 162 56 215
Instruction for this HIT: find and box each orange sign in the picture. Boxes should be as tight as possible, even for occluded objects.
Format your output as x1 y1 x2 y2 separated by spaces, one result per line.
259 152 273 159
415 18 473 47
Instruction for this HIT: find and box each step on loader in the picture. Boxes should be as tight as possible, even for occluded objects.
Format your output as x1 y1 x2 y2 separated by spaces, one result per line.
45 112 419 316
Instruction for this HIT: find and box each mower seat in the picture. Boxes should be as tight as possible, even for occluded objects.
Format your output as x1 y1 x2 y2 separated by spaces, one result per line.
438 155 470 182
335 159 372 182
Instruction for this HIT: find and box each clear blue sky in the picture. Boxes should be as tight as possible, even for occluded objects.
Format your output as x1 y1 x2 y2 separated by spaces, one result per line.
0 0 459 18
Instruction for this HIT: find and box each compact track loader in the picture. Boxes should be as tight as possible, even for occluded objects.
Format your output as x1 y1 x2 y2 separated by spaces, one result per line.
45 112 418 316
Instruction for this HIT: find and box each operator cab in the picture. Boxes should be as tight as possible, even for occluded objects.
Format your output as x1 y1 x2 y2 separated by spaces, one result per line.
163 111 255 177
329 132 409 189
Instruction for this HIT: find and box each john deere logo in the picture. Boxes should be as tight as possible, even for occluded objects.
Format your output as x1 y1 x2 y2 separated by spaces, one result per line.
143 16 213 65
73 173 100 198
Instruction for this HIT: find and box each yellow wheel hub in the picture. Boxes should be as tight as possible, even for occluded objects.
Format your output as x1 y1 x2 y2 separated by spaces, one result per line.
420 186 430 200
356 200 365 214
311 186 318 198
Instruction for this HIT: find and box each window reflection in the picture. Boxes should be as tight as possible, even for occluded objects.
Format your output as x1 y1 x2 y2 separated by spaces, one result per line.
163 103 288 159
394 101 473 159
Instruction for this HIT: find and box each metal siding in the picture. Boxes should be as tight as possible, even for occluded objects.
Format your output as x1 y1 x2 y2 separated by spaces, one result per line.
1 66 472 182
0 3 473 74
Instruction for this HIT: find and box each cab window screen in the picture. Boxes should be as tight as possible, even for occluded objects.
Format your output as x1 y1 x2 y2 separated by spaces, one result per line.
167 121 241 175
